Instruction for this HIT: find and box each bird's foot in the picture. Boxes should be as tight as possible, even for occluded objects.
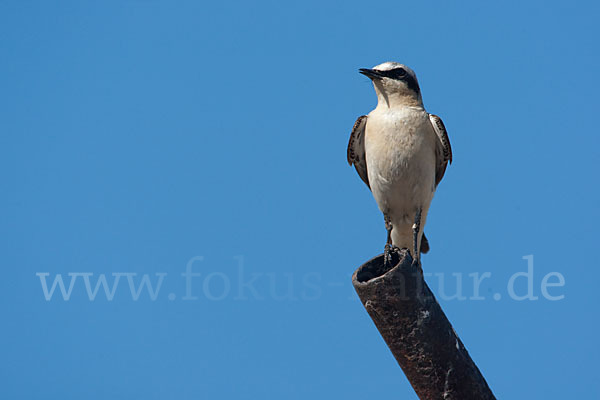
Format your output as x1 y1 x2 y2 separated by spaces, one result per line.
410 250 423 271
384 243 392 268
411 255 421 269
384 244 400 269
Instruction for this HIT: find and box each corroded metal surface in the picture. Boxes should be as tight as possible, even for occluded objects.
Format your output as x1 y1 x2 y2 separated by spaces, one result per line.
352 249 495 400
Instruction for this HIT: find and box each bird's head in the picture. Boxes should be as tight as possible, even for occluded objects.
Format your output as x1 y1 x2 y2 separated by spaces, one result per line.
359 62 423 108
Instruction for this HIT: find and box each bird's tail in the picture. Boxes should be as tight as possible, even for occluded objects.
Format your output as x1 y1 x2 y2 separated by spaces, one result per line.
420 233 430 254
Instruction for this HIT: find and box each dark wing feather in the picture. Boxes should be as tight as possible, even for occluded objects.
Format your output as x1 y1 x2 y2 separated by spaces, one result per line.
428 114 452 187
347 115 370 189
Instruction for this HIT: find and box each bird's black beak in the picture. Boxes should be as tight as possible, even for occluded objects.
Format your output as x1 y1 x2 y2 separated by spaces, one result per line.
359 68 383 80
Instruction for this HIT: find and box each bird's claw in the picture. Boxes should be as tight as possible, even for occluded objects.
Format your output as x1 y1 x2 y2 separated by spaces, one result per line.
384 244 400 268
384 244 392 268
411 251 422 269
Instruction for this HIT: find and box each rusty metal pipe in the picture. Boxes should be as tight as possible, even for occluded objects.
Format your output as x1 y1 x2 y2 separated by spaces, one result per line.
352 249 495 400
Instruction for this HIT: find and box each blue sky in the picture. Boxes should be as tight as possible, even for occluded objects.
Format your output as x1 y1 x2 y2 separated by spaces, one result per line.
1 0 599 398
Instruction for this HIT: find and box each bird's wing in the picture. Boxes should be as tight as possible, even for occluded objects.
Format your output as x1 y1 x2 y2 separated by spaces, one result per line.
347 115 370 189
428 113 452 187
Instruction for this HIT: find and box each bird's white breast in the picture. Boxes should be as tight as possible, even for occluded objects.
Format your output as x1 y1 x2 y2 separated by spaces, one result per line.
364 107 437 222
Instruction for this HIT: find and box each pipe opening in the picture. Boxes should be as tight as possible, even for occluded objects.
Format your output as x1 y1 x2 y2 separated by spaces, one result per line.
355 250 402 283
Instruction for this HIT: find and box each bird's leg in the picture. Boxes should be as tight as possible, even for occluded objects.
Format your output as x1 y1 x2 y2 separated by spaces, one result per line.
384 214 393 268
412 208 422 267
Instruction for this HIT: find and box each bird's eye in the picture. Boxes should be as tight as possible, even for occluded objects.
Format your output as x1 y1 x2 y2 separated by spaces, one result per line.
393 68 407 78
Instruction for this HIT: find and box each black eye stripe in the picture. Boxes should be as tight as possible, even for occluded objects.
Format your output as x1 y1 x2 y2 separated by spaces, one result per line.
378 67 420 94
378 68 406 79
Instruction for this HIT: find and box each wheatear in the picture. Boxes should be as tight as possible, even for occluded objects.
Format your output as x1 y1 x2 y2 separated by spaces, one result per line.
347 62 452 266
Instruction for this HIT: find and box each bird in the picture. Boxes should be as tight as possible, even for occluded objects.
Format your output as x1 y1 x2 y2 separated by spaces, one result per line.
347 62 452 267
